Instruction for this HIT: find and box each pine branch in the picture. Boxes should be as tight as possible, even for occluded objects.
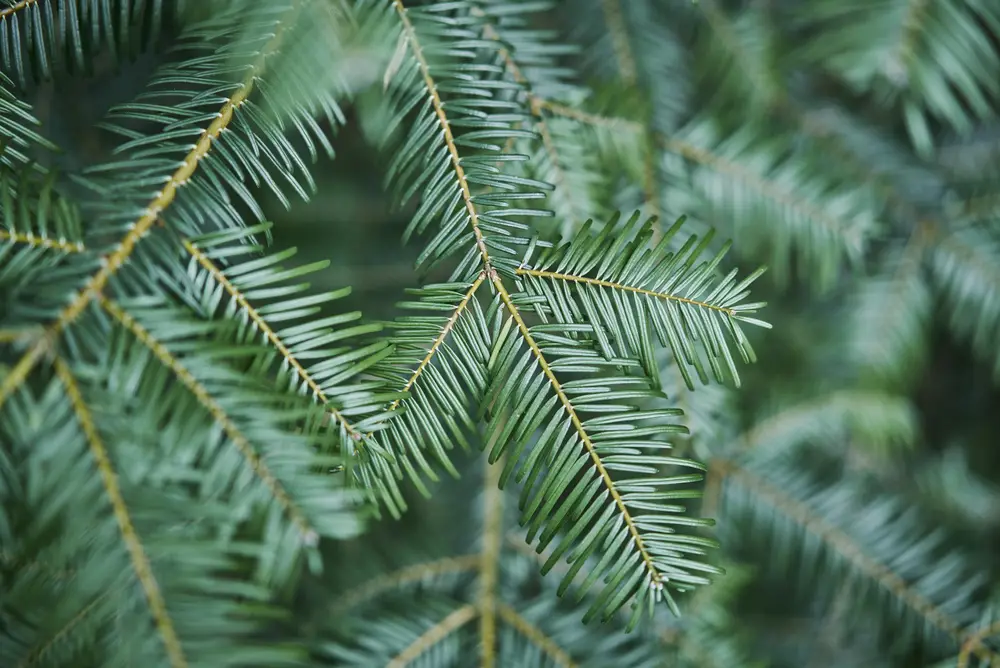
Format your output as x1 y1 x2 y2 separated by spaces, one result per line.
0 2 300 410
376 0 554 276
100 297 318 544
52 355 187 668
516 268 738 315
386 605 478 668
496 603 578 668
357 279 493 514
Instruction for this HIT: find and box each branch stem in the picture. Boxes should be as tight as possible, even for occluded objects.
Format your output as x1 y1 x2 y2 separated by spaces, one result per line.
516 267 737 315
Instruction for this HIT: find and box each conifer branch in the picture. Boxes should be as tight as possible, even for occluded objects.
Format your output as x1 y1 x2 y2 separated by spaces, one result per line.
534 98 644 133
515 267 738 315
388 273 485 412
100 297 318 544
479 18 584 225
935 227 1000 287
496 603 578 668
599 0 637 85
878 223 928 315
391 0 493 269
0 230 85 252
660 135 854 239
181 238 362 440
957 620 1000 668
0 1 300 411
696 0 778 103
331 555 480 616
18 591 110 668
52 355 188 668
0 328 35 343
491 274 666 590
0 0 35 19
715 458 1000 663
894 0 931 74
386 605 478 668
479 456 504 668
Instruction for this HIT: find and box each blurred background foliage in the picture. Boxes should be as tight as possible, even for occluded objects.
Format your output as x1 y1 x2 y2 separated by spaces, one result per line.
3 0 1000 666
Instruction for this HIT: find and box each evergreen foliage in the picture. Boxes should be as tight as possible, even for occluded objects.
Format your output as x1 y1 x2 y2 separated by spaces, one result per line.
1 1 999 667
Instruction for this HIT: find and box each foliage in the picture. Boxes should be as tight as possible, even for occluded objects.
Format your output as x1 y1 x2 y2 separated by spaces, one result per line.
2 0 1000 667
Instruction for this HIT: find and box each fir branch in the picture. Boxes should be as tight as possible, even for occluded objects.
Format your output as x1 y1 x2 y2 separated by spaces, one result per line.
491 274 667 592
599 0 637 85
0 328 35 343
716 458 1000 664
0 1 35 19
51 355 187 668
846 227 930 386
517 213 767 388
496 603 578 668
331 555 480 616
480 18 584 226
387 273 486 413
0 230 84 253
957 621 1000 668
181 237 362 441
100 297 318 544
737 390 917 457
660 135 851 240
535 99 643 133
892 0 932 75
695 0 780 109
385 605 478 668
391 0 493 269
0 2 301 410
18 592 110 668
